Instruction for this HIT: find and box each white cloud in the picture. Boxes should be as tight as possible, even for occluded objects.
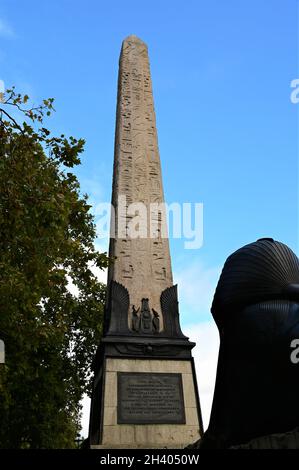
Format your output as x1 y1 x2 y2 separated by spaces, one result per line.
0 18 14 38
88 261 107 284
174 262 221 321
80 394 91 438
185 321 219 431
66 274 80 297
175 261 221 431
92 241 109 284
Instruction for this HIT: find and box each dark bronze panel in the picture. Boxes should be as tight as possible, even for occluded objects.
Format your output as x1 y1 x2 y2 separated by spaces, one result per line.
117 372 186 424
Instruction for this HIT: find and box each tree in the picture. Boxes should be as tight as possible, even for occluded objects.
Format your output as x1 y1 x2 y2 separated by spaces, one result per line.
0 88 109 448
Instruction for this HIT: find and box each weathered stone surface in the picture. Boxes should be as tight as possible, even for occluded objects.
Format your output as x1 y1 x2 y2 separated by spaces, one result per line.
108 35 173 331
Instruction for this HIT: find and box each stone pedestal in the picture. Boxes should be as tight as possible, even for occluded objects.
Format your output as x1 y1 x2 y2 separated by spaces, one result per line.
89 282 203 448
90 358 201 448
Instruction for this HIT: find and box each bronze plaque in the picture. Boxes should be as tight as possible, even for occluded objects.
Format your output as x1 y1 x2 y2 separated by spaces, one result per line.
117 372 185 424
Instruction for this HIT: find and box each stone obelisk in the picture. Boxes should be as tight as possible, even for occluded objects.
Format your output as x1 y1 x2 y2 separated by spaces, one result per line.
89 35 202 449
108 34 173 328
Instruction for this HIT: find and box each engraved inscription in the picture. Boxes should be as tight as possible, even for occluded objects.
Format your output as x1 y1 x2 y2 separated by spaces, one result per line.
117 372 185 424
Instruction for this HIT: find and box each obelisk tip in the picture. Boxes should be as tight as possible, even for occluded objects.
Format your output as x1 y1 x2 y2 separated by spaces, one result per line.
122 35 147 47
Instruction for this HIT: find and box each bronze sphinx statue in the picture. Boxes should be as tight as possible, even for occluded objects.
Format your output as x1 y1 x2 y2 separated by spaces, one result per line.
200 238 299 449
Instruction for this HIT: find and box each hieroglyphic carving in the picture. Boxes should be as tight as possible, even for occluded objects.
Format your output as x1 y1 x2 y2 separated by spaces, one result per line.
129 298 161 334
109 35 173 330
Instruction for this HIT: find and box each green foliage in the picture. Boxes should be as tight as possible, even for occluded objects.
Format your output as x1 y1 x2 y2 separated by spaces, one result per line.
0 88 109 448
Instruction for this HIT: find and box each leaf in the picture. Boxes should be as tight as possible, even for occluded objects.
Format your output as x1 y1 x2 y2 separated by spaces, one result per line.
0 85 109 448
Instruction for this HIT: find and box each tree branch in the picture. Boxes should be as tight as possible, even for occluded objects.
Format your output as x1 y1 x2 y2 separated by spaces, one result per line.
0 108 24 133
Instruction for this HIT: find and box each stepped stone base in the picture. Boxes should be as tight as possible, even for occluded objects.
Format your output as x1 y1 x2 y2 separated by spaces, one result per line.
92 358 201 449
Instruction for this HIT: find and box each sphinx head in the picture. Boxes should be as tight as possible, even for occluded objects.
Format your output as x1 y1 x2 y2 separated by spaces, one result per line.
202 238 299 448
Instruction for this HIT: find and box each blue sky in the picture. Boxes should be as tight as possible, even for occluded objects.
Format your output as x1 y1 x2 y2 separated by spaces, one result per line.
0 0 298 430
0 0 297 320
